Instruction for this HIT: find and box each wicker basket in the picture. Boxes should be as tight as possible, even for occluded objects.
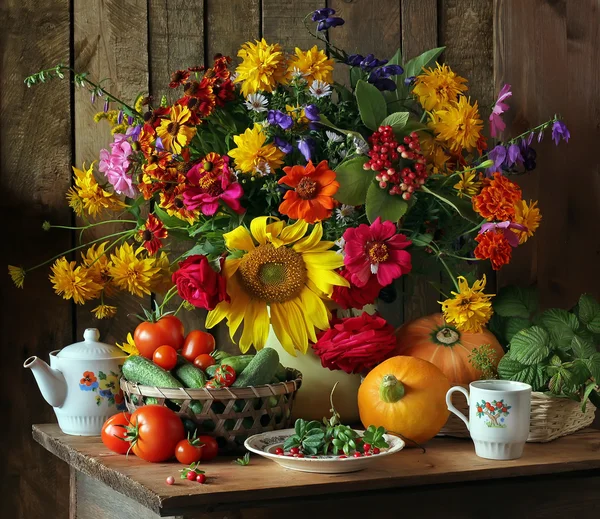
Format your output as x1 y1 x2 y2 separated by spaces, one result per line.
441 384 596 442
120 368 302 453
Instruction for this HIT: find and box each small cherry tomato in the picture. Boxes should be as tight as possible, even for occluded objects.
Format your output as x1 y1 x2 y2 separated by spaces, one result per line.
166 476 175 485
101 412 132 454
193 354 216 371
198 435 218 461
153 345 178 370
134 315 185 358
181 331 216 361
196 474 206 484
175 437 204 465
186 471 196 481
214 364 236 387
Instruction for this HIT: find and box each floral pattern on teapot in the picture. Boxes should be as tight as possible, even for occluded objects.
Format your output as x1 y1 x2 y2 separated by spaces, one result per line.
79 369 125 410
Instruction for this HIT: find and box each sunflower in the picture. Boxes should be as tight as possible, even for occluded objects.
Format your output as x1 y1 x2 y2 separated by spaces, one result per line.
109 242 159 297
228 124 285 175
206 217 348 354
286 45 334 84
431 96 483 153
278 160 339 223
49 257 103 304
512 199 541 244
66 163 125 217
155 105 196 154
234 39 287 96
413 63 468 111
454 171 483 198
440 275 494 333
91 304 117 319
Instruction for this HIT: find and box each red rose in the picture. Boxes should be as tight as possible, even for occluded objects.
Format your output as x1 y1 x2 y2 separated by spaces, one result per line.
171 255 228 310
331 268 382 310
312 312 397 374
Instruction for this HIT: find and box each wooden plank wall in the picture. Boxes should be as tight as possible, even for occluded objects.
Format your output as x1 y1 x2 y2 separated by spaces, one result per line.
0 1 598 517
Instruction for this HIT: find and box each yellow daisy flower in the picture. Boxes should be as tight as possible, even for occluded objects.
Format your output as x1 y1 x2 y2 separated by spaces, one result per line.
454 171 483 198
228 124 285 175
155 105 196 154
286 104 309 125
512 199 542 244
206 217 348 355
66 163 125 218
420 133 453 175
91 304 117 319
116 332 139 356
81 242 114 294
109 242 159 297
49 257 103 305
286 45 333 84
150 251 173 294
440 275 494 333
431 96 483 153
413 63 468 111
8 265 25 288
235 39 287 96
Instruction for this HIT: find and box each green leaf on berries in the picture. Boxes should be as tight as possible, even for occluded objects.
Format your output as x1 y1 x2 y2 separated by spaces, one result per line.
365 182 408 223
355 79 388 131
334 156 374 206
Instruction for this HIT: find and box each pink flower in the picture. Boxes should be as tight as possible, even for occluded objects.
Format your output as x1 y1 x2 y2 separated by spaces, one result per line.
489 84 512 138
98 134 138 198
479 221 526 248
342 217 412 288
183 162 244 216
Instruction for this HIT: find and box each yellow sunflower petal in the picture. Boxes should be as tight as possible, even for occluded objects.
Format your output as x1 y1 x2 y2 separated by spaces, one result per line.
278 219 309 245
300 287 331 332
223 258 243 279
225 226 255 252
302 250 345 270
280 300 309 354
206 301 229 329
270 303 299 356
293 223 328 252
250 216 273 245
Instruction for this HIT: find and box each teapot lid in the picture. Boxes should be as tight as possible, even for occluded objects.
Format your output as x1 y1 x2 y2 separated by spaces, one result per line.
56 328 127 360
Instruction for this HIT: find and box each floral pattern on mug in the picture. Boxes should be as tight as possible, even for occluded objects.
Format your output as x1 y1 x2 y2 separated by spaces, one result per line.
476 399 511 428
80 369 126 410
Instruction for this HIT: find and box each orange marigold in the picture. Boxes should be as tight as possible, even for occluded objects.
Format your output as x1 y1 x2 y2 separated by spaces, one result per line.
472 172 522 221
278 160 339 224
474 230 512 270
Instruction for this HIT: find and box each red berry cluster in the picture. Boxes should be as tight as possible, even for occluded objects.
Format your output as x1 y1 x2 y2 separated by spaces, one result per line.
363 126 428 200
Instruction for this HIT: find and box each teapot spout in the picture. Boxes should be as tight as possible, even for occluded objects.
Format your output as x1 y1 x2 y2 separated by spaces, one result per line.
24 356 67 408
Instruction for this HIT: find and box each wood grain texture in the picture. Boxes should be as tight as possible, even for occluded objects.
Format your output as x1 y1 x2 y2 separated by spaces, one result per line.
34 424 600 516
0 2 72 518
401 0 438 60
73 0 150 344
262 0 325 52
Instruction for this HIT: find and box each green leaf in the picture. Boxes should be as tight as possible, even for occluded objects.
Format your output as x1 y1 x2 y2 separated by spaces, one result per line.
403 47 446 78
581 381 597 412
154 205 191 230
497 356 548 391
387 48 402 66
318 114 364 142
505 317 532 343
509 326 550 365
355 79 387 131
409 233 434 247
380 112 410 131
334 156 374 206
283 436 300 451
540 309 578 350
365 183 408 223
583 353 600 384
294 419 305 438
349 67 363 90
420 185 479 223
492 285 538 319
571 335 597 359
575 294 600 333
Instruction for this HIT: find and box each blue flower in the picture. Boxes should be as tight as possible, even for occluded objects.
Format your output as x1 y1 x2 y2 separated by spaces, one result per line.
488 144 507 174
297 137 316 162
79 381 98 392
274 136 293 154
98 389 113 398
551 120 570 146
312 7 335 22
404 76 416 86
267 110 294 130
367 64 404 91
346 54 364 67
507 143 523 166
317 17 345 31
304 104 320 122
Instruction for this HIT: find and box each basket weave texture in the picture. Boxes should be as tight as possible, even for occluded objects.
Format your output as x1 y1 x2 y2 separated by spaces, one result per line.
441 384 596 442
120 368 302 453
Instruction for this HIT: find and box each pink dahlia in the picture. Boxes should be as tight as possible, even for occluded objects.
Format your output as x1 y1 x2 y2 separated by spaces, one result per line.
342 217 412 287
183 161 244 216
98 134 138 199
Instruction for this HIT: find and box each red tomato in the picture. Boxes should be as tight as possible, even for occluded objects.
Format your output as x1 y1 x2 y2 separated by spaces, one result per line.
129 405 185 462
193 354 216 371
153 345 178 370
175 438 203 465
134 315 185 359
101 412 132 454
214 365 236 387
198 435 218 461
181 330 215 361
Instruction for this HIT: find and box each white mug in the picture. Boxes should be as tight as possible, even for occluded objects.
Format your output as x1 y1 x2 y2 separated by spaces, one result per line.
446 380 532 460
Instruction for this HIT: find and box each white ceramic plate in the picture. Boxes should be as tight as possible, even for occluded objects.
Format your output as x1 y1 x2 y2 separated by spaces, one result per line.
244 428 405 474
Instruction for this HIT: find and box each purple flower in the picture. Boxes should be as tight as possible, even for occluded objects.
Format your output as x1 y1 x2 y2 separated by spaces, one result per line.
267 110 294 130
404 76 416 86
317 17 344 31
126 124 142 142
304 104 320 122
551 120 570 145
274 136 293 155
117 110 124 124
155 137 165 152
103 100 109 113
127 115 134 125
480 221 524 248
487 145 507 174
537 130 544 143
297 137 316 162
525 131 535 146
507 143 523 166
367 64 404 91
90 91 96 104
489 84 512 138
312 7 335 22
360 54 388 72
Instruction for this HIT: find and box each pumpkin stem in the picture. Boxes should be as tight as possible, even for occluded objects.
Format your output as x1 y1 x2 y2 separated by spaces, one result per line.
379 374 405 403
435 327 460 345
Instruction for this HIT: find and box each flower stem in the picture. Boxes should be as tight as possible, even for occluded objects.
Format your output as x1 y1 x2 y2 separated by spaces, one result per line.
437 255 460 292
48 219 138 231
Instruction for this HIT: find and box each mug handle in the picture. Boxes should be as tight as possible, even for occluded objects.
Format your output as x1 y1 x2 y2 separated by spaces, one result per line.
446 386 470 431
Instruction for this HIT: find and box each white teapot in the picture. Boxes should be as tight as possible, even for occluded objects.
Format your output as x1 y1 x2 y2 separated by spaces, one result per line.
24 328 128 436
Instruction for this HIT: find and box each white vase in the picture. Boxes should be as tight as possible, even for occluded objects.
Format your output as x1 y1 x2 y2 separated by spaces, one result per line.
266 326 362 423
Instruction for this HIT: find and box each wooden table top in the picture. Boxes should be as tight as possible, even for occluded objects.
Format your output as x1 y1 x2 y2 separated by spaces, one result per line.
34 424 600 516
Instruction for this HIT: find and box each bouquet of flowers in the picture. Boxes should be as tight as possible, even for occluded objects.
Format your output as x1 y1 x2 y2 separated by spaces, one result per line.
10 8 569 373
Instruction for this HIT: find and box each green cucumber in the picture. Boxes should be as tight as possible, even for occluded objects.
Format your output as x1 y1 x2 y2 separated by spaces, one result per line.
274 363 287 382
232 348 280 387
205 364 219 378
122 356 182 388
212 350 232 363
221 355 254 374
174 363 207 388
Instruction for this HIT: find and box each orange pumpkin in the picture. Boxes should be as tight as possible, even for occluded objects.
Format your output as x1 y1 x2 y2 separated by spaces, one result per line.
358 356 450 444
394 313 504 384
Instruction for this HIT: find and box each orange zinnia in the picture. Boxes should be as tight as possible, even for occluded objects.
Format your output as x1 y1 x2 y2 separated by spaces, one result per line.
474 230 512 270
472 172 521 221
278 160 339 224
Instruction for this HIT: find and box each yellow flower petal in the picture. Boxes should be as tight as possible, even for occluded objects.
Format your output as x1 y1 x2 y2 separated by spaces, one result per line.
225 226 255 252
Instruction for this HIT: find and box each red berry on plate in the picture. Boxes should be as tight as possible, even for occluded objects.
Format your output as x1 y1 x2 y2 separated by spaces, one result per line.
274 447 284 455
339 455 347 459
196 474 206 484
365 452 372 457
165 476 175 485
290 447 299 455
353 452 362 458
297 453 304 458
363 443 371 452
186 471 196 481
372 448 380 455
